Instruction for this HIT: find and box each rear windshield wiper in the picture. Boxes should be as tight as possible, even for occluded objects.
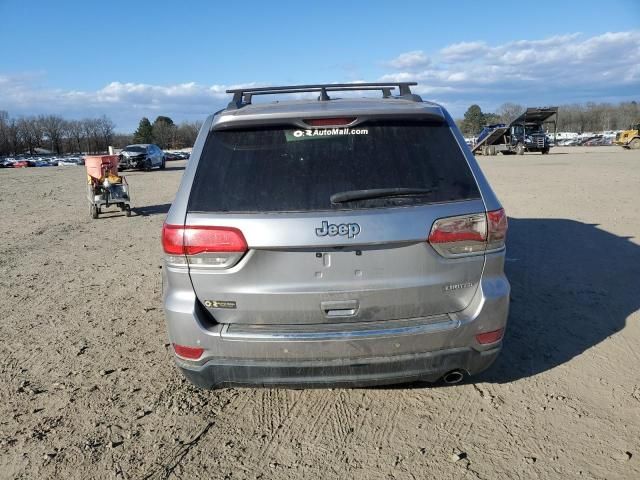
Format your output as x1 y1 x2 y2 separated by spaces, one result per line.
330 187 434 204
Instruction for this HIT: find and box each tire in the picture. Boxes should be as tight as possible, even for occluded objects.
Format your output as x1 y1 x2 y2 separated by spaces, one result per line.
144 159 152 171
125 205 131 217
541 148 550 155
160 157 166 170
516 143 525 155
629 138 640 149
90 205 98 219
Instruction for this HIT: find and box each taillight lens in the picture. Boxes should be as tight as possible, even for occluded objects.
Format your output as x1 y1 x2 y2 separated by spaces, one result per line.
162 223 247 268
162 224 185 255
428 208 507 257
486 208 508 251
173 344 204 360
183 226 247 255
428 213 487 256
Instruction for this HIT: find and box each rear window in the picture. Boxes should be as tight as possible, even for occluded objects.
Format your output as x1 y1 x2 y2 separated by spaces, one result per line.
188 121 480 213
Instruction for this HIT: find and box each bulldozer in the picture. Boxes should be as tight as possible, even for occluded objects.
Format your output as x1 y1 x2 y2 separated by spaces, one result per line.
614 123 640 149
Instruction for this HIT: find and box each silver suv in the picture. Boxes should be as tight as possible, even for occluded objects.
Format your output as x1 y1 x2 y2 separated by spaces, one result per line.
162 83 509 388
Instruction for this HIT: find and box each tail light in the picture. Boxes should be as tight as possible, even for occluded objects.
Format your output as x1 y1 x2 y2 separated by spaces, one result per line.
486 208 508 251
162 223 247 268
173 344 204 360
428 208 507 257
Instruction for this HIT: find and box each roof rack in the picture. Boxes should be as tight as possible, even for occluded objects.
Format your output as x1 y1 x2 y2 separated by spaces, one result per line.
225 82 421 109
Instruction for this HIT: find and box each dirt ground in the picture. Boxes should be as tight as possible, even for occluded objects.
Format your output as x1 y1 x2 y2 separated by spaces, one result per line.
0 146 639 480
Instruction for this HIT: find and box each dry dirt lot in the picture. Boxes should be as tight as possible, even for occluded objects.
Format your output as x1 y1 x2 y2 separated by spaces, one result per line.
1 146 639 479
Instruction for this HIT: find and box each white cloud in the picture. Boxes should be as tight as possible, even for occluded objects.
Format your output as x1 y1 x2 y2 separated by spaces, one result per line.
440 41 489 63
0 77 264 129
387 50 430 70
382 31 640 111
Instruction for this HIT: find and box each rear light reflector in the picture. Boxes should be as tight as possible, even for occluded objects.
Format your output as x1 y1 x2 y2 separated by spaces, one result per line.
173 344 204 360
475 328 505 345
304 117 356 127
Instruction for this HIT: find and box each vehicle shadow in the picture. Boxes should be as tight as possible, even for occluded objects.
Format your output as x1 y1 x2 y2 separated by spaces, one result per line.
479 217 640 384
158 165 185 172
134 203 172 216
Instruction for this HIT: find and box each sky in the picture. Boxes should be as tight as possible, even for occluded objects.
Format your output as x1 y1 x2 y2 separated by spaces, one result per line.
1 0 639 132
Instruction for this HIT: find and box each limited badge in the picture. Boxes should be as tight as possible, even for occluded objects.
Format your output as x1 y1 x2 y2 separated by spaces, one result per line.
204 300 237 309
443 282 474 292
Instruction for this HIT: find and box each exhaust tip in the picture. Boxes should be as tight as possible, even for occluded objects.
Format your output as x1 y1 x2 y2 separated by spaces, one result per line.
442 370 465 385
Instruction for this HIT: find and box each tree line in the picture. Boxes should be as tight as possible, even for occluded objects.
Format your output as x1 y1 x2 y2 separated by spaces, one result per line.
456 100 639 136
0 111 116 156
0 111 202 156
130 116 202 150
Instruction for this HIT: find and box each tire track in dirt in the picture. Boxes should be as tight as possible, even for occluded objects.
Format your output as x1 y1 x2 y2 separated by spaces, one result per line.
253 389 304 459
369 393 402 449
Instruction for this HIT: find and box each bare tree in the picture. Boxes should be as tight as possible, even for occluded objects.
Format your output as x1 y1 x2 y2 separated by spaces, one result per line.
66 120 85 153
16 117 43 154
0 110 9 155
497 103 525 124
175 121 202 148
39 115 67 154
82 118 100 153
96 115 115 151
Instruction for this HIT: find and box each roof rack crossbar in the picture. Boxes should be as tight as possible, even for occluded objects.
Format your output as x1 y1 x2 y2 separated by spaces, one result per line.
226 82 419 109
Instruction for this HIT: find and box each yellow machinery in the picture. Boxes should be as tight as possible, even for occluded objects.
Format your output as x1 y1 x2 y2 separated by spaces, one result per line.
614 123 640 149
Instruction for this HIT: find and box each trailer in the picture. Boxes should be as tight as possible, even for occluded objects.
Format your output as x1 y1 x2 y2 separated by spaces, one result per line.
473 107 558 155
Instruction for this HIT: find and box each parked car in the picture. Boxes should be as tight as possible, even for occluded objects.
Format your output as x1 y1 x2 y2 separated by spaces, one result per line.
119 144 165 170
161 82 510 389
58 159 80 166
12 160 29 168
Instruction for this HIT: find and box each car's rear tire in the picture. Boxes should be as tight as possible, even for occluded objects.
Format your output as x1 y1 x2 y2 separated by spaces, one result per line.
160 157 166 170
144 159 152 171
541 147 550 154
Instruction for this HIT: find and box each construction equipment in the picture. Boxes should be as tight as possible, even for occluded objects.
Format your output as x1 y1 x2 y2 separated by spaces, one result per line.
473 107 558 155
85 155 131 219
614 123 640 149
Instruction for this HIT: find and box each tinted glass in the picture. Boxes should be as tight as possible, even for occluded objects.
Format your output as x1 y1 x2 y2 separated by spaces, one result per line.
188 121 480 213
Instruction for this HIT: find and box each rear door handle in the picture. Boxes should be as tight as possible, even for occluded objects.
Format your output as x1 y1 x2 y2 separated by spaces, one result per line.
321 300 359 317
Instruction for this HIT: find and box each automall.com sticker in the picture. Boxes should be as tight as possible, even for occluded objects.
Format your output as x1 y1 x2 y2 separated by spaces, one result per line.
286 128 369 141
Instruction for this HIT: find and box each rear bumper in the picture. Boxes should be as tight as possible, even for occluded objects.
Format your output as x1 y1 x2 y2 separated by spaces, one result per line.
163 253 510 389
179 345 501 388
